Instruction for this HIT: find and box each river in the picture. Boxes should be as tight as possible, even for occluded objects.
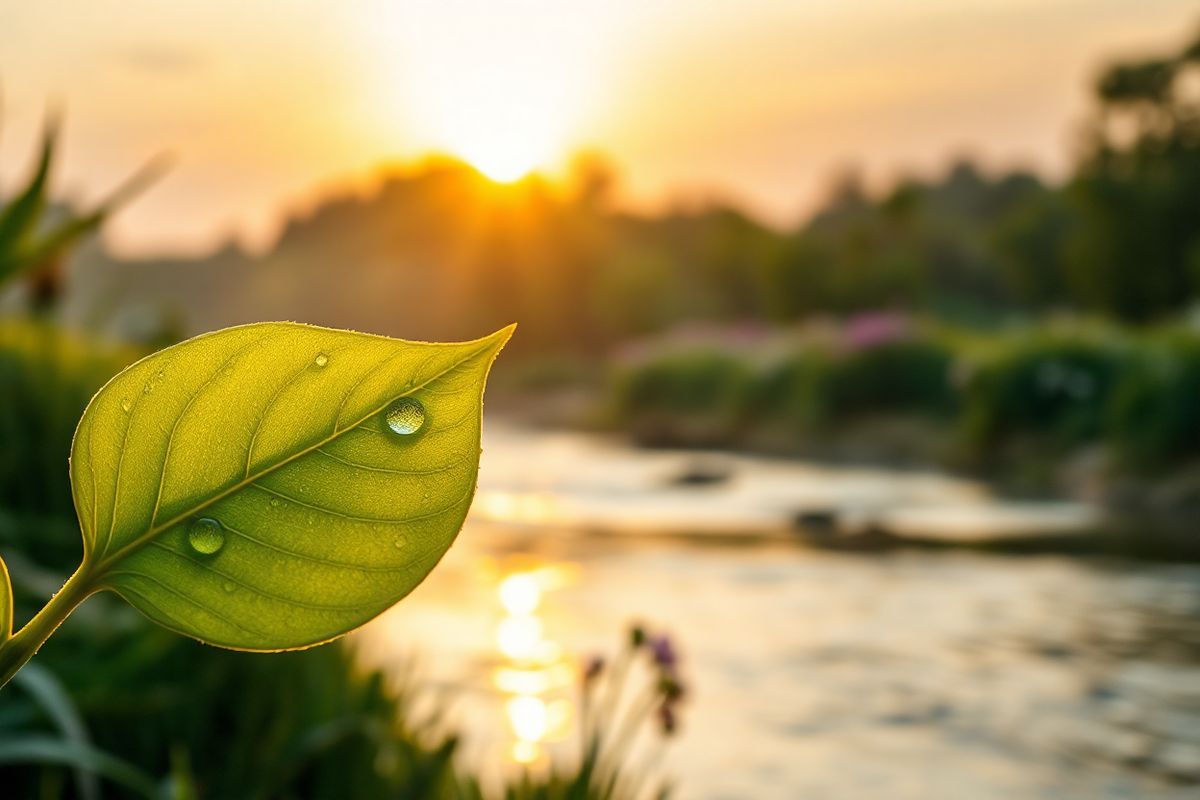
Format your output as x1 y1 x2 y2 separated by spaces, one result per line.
355 424 1200 799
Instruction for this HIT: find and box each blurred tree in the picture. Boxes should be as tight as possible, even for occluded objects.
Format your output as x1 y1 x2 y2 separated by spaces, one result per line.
1064 27 1200 321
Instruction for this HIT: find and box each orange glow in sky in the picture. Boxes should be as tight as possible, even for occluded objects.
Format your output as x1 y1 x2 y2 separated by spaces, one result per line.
1 1 1197 254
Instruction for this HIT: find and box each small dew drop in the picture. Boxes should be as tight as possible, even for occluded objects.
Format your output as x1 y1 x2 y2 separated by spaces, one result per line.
120 397 131 412
385 397 426 436
314 352 329 368
393 537 406 549
187 518 226 556
222 581 236 593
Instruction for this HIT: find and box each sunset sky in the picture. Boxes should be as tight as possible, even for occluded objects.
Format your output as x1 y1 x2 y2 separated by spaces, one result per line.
2 0 1197 256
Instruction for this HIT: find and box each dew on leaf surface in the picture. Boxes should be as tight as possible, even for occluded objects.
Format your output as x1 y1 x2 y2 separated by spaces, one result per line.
188 518 226 556
385 397 426 436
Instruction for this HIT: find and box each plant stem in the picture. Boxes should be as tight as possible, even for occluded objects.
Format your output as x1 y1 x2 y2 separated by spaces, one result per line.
0 564 96 689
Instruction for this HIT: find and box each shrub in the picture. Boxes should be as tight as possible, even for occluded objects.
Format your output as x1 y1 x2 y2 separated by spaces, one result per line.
959 329 1129 453
828 337 957 420
1107 330 1200 467
611 351 754 446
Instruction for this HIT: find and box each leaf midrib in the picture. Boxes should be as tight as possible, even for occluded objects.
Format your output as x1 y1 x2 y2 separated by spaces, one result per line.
91 340 494 576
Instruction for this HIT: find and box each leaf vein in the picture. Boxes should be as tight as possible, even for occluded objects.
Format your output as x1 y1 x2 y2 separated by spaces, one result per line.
218 521 420 572
151 335 274 528
146 541 403 610
106 570 263 637
248 482 474 524
313 447 469 475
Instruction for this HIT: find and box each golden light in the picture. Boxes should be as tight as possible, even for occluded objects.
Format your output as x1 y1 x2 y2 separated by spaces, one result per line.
511 740 541 765
496 614 543 661
499 573 542 615
492 663 574 695
507 695 549 742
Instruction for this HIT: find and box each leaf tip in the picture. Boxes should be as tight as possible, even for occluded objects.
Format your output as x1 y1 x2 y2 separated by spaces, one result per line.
483 323 517 354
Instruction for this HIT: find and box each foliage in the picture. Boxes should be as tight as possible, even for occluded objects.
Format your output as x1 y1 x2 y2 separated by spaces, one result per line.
0 620 465 800
1063 29 1200 321
611 350 754 447
958 327 1130 453
0 322 138 526
1107 329 1200 468
604 318 1200 471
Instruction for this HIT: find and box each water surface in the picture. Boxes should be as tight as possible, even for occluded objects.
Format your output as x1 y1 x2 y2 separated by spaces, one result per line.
356 427 1200 799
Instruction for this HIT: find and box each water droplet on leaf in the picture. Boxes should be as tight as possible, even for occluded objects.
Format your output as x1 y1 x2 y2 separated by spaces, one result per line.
222 581 236 593
314 352 329 368
188 518 226 556
120 397 131 412
385 397 426 436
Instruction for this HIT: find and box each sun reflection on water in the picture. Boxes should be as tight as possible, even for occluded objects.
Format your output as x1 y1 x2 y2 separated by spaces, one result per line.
492 566 577 767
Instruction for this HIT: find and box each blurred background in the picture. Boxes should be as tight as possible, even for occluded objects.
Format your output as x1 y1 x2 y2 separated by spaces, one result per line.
2 1 1200 797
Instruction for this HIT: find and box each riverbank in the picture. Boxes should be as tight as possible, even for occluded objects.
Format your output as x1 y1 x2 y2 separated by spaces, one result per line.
474 421 1200 561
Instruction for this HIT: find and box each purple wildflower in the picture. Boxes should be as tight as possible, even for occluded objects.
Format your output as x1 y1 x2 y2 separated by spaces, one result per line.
649 634 677 670
843 311 910 350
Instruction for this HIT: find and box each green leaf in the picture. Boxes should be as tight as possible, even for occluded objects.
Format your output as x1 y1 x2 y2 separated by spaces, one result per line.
70 322 513 651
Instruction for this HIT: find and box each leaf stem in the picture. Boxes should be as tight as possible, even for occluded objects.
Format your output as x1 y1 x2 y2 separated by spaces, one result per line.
0 564 96 689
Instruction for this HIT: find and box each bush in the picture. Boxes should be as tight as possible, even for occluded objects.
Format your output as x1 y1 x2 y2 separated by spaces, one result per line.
827 338 957 420
611 351 754 446
750 350 837 435
959 329 1130 453
1107 330 1200 468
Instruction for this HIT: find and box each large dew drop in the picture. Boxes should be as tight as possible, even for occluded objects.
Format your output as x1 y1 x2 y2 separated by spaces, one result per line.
385 397 426 436
188 518 226 556
314 352 329 368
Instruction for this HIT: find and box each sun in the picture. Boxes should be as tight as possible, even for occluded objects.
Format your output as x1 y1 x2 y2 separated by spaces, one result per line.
441 91 561 183
418 73 569 183
381 5 601 185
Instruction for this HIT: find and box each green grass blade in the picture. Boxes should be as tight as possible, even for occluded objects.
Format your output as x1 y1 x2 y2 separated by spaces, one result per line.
0 736 161 799
0 555 10 642
12 663 100 800
0 114 56 259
